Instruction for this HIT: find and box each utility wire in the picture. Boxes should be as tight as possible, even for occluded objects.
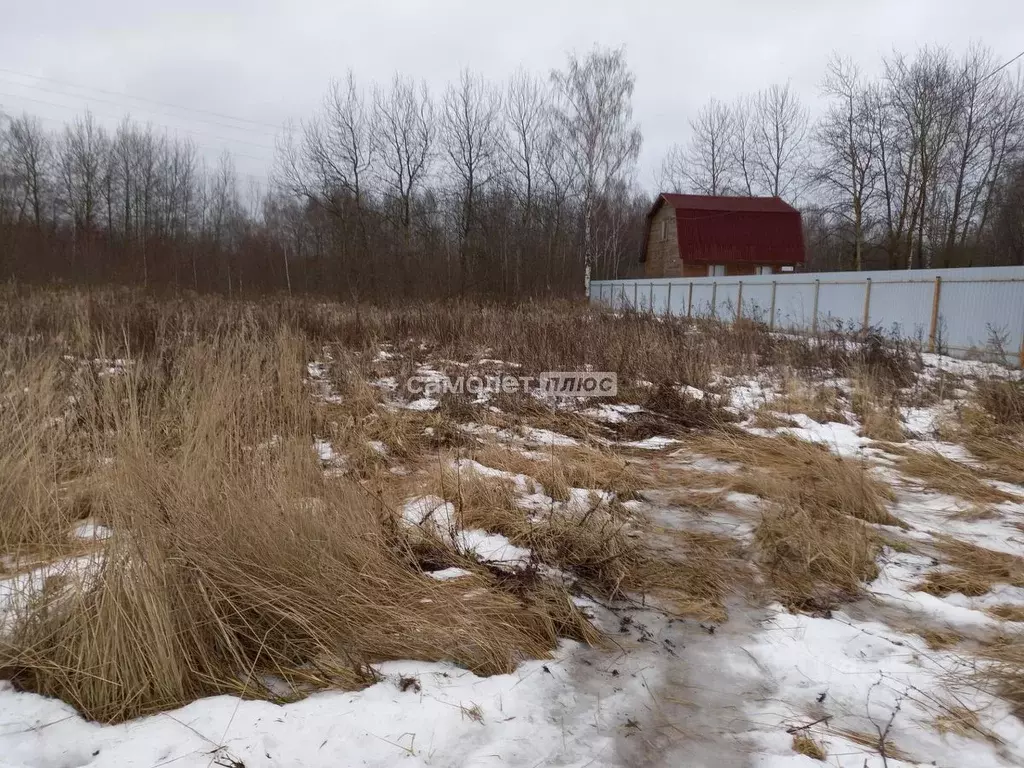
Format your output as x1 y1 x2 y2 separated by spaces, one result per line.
0 90 277 157
981 49 1024 83
0 66 285 132
0 75 280 138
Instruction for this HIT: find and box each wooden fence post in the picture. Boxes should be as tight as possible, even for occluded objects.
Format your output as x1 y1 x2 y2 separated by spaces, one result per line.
736 280 744 322
650 282 655 313
687 282 694 319
862 278 872 330
811 279 821 334
769 281 777 330
666 283 673 317
633 282 639 310
928 276 943 353
710 282 718 319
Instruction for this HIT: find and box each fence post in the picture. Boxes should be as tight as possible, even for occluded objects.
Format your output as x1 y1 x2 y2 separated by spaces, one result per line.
769 280 777 331
666 283 673 317
862 278 872 330
736 280 744 322
927 276 943 353
650 282 655 313
633 282 638 310
687 282 694 319
711 282 718 319
811 279 821 334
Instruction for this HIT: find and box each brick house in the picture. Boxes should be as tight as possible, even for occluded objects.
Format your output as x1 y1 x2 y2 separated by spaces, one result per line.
641 194 805 277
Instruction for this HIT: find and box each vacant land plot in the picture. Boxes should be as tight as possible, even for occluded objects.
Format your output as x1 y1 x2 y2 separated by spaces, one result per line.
1 290 1023 767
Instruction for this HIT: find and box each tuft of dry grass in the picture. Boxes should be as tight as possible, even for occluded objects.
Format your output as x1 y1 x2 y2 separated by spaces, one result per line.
918 628 964 650
689 431 902 527
771 378 848 424
893 448 1020 505
752 408 800 430
918 537 1024 597
0 327 599 723
755 502 880 610
427 460 741 620
791 733 826 761
834 728 913 762
979 634 1024 719
851 370 906 442
987 604 1024 622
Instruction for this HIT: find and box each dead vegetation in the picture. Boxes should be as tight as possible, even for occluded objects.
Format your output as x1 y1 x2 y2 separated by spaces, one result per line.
688 431 901 527
425 462 742 619
979 634 1024 719
791 733 827 760
892 447 1020 505
918 537 1024 597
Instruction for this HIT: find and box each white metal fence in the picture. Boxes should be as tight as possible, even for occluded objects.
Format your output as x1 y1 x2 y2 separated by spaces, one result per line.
591 266 1024 366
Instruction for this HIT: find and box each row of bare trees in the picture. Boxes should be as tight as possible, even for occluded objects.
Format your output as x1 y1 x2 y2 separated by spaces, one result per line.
2 43 1023 299
0 47 646 297
661 45 1024 270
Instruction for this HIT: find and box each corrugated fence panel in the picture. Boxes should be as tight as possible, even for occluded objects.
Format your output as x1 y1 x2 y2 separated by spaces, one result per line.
816 281 867 332
740 283 774 322
867 280 936 341
773 280 818 330
591 266 1024 365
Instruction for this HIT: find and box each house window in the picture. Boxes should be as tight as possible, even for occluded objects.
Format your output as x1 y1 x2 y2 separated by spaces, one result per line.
660 220 667 241
708 265 726 277
756 265 772 276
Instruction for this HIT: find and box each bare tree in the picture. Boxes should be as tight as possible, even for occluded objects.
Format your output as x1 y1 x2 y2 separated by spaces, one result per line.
374 75 434 254
750 83 809 198
442 68 502 293
728 95 757 196
550 46 642 288
6 114 52 228
816 56 880 269
661 98 734 195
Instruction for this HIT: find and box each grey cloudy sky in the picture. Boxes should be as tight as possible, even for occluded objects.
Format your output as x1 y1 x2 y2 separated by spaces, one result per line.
3 0 1022 190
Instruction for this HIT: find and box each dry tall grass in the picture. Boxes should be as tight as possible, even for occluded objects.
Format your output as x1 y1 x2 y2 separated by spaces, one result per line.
0 321 595 723
688 432 901 526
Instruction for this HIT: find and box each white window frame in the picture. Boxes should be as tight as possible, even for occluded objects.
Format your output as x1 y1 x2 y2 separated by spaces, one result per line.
708 264 726 277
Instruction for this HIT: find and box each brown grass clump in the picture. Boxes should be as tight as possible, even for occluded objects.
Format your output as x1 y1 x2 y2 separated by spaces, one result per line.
918 537 1024 597
791 734 826 761
975 379 1024 428
987 604 1024 622
851 370 906 442
918 628 964 650
894 448 1020 505
429 463 740 619
689 431 901 527
979 634 1024 719
755 502 880 610
771 379 848 424
0 329 598 723
834 728 913 762
752 408 800 430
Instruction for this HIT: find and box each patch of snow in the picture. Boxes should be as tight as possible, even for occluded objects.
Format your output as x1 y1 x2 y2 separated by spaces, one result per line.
458 530 532 567
404 397 439 411
426 567 473 581
72 521 111 540
580 403 643 424
621 436 680 450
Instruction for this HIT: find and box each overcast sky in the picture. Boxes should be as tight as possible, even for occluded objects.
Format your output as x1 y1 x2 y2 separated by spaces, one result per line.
3 0 1022 192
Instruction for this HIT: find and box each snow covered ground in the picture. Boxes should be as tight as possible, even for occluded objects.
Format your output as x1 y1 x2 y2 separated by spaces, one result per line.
2 350 1023 768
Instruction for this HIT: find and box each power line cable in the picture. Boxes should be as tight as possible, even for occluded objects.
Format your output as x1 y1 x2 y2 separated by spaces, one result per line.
0 90 278 158
0 66 286 132
982 50 1024 83
0 75 281 139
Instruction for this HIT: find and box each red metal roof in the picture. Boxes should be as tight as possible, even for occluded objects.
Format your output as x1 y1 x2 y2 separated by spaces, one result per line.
659 193 799 214
645 193 805 266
